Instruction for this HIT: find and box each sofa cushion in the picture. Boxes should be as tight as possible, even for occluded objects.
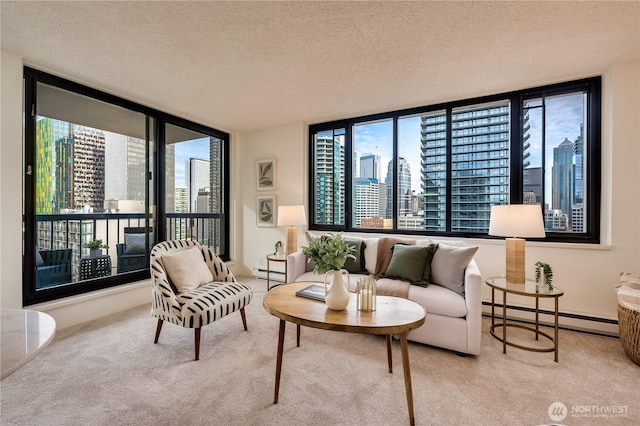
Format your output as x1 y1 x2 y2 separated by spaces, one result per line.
408 284 467 318
162 246 213 293
430 244 478 296
383 244 430 285
343 238 367 273
124 232 154 254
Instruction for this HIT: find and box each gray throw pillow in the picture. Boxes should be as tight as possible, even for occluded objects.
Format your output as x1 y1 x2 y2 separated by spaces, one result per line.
124 233 154 254
383 244 431 285
430 244 478 296
343 239 367 273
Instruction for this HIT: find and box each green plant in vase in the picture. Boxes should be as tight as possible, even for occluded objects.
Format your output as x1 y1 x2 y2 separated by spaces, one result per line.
301 233 356 274
534 261 553 290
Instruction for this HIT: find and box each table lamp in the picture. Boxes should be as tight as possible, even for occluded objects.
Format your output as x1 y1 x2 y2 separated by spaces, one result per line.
277 205 306 255
489 204 546 284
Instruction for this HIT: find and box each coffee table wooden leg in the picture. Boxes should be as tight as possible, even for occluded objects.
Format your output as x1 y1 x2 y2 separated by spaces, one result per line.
297 324 301 347
400 331 416 426
274 319 286 404
386 334 393 373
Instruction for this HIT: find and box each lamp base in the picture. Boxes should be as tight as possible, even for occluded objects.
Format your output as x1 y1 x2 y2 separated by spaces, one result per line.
286 226 297 256
505 237 525 284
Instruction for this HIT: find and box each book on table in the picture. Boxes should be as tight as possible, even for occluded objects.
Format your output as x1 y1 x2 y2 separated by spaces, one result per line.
295 284 325 301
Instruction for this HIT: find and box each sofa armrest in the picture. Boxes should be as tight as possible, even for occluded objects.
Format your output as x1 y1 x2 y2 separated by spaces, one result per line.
286 251 307 283
463 258 482 355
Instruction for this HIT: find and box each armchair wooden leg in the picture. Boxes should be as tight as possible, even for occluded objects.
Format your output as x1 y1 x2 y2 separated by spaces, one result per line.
194 327 201 361
240 307 248 331
154 319 163 343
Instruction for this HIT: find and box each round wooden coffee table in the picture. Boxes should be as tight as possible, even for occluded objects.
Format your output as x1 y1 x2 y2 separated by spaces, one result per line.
263 282 426 426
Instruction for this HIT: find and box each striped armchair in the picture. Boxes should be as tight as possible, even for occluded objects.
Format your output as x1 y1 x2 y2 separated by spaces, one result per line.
150 240 253 360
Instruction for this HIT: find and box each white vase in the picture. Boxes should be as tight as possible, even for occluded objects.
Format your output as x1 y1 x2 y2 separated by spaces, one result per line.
324 269 351 311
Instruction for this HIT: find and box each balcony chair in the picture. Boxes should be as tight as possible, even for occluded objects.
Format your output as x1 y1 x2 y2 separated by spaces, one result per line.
150 240 253 360
116 227 153 274
36 248 72 289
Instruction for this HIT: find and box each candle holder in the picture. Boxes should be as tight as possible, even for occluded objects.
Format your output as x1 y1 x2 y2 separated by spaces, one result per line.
357 277 376 312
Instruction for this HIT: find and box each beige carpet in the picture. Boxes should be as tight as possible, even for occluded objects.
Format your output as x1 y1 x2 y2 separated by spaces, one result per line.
1 277 638 426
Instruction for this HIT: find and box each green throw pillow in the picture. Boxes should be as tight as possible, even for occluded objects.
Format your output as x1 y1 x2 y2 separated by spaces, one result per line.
383 244 431 285
343 239 367 273
421 243 439 284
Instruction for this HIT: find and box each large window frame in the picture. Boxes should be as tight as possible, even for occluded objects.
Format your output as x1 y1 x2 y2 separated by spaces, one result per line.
23 67 230 305
308 77 601 243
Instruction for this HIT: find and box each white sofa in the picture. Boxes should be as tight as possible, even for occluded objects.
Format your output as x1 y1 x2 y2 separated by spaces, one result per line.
286 234 482 356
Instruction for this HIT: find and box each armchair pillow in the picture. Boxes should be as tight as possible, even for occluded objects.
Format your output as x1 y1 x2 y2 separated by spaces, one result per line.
162 246 213 293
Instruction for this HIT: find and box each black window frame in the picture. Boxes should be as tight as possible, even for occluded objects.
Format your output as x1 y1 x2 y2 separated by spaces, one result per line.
308 77 601 244
23 67 230 305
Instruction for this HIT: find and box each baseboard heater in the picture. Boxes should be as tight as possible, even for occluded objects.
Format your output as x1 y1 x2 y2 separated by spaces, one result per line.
252 268 286 283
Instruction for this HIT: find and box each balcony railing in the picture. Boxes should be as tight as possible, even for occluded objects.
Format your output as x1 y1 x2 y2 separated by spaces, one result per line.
35 212 223 288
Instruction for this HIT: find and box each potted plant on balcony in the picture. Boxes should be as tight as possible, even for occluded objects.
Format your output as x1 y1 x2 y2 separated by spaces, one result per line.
86 239 108 257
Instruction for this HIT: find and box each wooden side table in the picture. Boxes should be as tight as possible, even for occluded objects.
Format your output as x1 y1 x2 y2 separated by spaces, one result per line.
80 255 112 281
266 254 287 291
485 277 564 362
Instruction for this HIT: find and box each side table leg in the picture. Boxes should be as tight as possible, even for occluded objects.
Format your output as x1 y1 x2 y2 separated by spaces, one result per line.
274 319 286 404
267 259 271 291
400 332 416 426
554 297 559 362
502 291 507 354
386 334 393 373
535 296 540 340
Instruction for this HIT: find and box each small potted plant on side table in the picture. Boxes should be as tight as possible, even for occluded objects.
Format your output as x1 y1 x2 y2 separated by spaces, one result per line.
535 261 553 292
86 239 108 257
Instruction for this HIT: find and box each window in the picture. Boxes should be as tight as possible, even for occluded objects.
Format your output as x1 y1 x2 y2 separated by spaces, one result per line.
309 77 601 243
23 68 230 305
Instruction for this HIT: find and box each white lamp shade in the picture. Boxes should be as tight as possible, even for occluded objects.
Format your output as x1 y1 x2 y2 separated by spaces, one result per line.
277 205 306 227
488 205 546 238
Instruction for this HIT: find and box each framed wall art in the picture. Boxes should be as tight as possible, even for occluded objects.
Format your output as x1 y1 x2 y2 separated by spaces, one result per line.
256 158 277 191
257 194 276 227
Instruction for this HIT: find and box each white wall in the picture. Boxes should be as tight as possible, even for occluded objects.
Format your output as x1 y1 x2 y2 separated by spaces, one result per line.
237 61 640 328
236 123 307 276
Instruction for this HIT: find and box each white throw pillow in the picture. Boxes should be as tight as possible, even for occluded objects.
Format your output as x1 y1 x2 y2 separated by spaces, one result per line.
162 247 213 293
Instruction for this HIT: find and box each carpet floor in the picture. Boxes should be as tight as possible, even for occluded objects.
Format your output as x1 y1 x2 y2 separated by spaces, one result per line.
1 277 638 425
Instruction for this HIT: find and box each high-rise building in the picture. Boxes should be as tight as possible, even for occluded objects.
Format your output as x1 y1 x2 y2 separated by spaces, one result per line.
552 138 575 227
314 135 345 225
73 125 106 211
574 125 584 204
35 117 73 214
385 157 412 220
354 178 379 227
175 187 189 213
360 153 381 179
186 158 210 213
420 102 510 232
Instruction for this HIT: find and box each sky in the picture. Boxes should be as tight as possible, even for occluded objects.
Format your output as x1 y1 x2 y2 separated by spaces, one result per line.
173 137 210 187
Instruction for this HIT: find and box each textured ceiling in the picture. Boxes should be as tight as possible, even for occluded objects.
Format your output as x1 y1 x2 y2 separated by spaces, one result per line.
2 1 639 133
